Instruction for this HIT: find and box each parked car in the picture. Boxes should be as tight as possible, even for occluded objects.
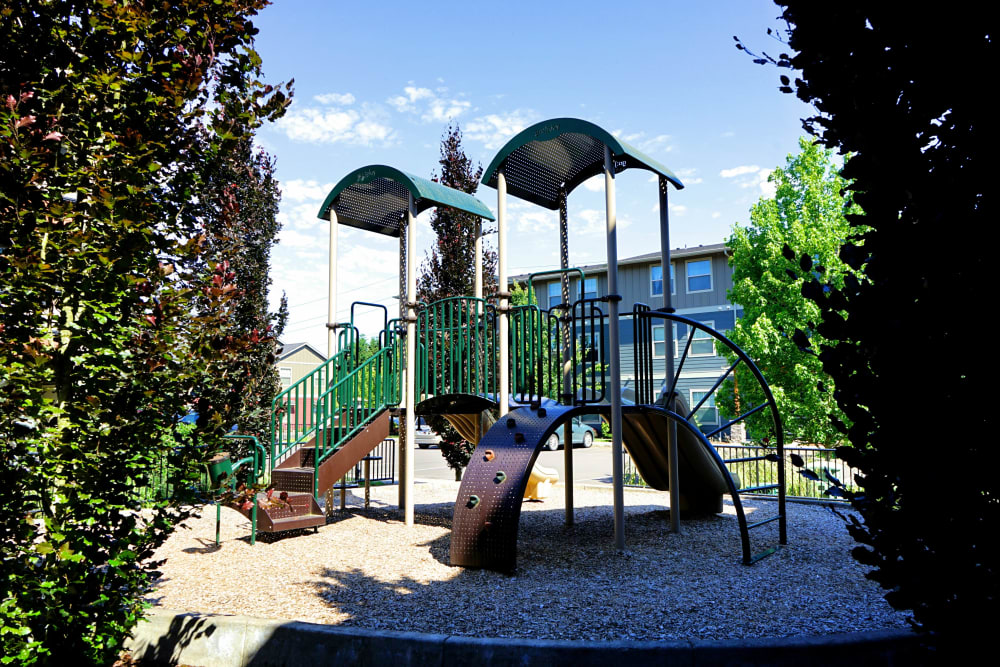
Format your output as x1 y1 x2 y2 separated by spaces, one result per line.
415 417 442 449
544 417 595 451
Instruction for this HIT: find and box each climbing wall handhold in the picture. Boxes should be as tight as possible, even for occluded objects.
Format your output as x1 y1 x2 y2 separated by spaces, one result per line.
467 495 480 508
484 450 495 461
506 417 516 428
514 432 524 443
537 407 547 417
494 471 507 484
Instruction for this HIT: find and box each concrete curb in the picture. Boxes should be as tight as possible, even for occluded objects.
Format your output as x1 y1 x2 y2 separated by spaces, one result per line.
126 609 927 666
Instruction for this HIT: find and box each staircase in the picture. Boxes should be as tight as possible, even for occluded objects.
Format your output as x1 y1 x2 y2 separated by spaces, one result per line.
256 332 400 537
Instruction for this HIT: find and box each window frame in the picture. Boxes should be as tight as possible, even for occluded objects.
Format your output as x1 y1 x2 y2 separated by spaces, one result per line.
685 257 713 294
649 263 676 297
279 366 293 389
690 388 718 425
583 277 598 301
547 281 562 308
689 320 716 357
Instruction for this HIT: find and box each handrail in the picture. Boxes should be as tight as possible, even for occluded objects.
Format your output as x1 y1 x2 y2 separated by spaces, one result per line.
417 297 496 400
312 341 400 498
526 267 586 306
221 434 266 546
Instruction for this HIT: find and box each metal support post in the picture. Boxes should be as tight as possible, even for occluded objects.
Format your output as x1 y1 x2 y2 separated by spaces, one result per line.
404 193 417 527
604 146 625 552
659 176 680 533
559 188 574 525
497 169 510 417
398 227 407 514
327 209 339 358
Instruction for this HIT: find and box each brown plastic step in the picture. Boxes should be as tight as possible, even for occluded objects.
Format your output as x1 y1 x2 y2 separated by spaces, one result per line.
271 467 314 494
268 513 326 531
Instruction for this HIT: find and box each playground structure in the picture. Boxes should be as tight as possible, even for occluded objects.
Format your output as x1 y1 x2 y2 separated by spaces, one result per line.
250 119 786 571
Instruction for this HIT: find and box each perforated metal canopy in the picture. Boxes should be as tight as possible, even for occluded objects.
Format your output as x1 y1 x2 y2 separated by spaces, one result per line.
481 118 685 210
317 165 495 237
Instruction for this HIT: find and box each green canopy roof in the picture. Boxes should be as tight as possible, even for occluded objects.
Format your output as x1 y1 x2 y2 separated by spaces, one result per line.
317 165 495 237
481 118 684 210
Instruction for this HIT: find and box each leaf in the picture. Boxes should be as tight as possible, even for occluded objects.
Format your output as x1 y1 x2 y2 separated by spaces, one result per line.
823 467 842 486
799 254 813 271
781 243 795 261
798 468 820 481
790 453 805 467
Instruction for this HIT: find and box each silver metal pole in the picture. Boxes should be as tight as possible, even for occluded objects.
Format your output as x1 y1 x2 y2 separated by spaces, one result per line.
604 146 625 551
327 209 339 358
497 169 509 417
559 188 573 525
398 225 407 514
475 219 483 304
659 177 680 533
404 193 417 527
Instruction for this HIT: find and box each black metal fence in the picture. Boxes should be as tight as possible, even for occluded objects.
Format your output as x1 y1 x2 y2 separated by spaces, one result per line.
623 443 859 501
341 438 398 486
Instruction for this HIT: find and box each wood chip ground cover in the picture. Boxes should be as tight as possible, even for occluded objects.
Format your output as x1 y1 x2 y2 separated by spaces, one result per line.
147 482 910 641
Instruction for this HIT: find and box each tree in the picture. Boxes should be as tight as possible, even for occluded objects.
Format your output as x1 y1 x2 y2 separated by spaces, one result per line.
721 137 860 447
196 137 288 450
738 4 995 646
0 2 290 663
416 125 497 475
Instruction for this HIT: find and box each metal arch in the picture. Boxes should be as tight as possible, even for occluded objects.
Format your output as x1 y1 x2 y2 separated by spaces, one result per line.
633 308 787 547
480 118 685 209
317 164 495 237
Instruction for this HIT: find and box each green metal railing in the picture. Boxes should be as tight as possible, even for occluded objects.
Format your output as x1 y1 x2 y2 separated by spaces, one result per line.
417 297 496 400
270 325 359 468
312 341 400 498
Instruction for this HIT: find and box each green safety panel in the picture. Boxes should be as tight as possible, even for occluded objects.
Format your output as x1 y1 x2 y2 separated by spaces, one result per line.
317 164 495 237
481 118 684 210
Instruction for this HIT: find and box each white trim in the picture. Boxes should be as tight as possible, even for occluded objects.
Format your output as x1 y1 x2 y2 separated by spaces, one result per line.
685 257 713 294
649 262 675 298
690 388 718 425
690 319 716 357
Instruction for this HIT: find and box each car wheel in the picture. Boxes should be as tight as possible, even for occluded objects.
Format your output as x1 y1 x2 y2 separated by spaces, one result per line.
582 431 594 448
545 434 560 451
418 443 430 449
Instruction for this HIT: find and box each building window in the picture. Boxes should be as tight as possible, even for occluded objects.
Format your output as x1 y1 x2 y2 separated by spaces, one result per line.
547 281 562 308
690 320 715 356
583 277 597 301
650 263 675 297
279 366 292 389
691 389 718 425
686 258 713 293
652 323 680 358
652 325 665 358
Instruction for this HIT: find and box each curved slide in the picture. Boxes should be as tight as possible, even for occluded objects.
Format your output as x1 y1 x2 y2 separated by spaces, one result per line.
450 399 739 572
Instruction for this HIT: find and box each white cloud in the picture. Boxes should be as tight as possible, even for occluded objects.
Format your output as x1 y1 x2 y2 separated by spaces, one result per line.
673 168 702 185
313 92 355 105
387 86 434 113
712 211 722 219
465 109 538 149
387 84 470 123
276 100 394 145
582 175 604 192
422 97 471 123
278 227 323 249
669 204 687 216
283 179 334 203
720 164 761 178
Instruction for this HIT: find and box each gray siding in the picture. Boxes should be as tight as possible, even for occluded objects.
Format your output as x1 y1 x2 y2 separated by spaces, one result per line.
528 250 733 314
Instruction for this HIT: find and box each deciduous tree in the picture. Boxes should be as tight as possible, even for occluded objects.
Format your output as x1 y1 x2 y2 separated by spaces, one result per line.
738 3 995 646
721 137 860 447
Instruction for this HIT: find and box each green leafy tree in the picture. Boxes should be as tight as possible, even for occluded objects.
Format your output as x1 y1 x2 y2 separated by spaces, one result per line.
416 125 497 474
0 2 290 663
738 3 995 646
721 138 860 446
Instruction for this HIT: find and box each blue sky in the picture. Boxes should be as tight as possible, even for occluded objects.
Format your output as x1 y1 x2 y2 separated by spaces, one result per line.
252 0 809 350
